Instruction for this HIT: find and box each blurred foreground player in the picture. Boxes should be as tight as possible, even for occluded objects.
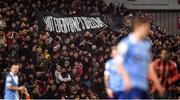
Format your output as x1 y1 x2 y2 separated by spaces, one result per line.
150 49 179 98
104 46 123 99
114 16 164 99
4 64 27 100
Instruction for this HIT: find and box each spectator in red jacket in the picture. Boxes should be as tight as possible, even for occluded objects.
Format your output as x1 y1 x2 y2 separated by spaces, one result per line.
73 61 84 76
150 48 179 98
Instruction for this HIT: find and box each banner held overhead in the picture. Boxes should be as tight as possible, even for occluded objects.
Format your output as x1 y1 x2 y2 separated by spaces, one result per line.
37 11 107 33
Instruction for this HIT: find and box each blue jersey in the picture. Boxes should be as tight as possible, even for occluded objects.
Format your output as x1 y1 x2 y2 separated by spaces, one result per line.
114 34 151 90
104 59 123 91
4 73 19 100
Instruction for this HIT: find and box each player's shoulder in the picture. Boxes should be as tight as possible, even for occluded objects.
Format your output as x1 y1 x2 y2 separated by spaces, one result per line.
6 74 13 78
146 37 153 43
120 35 130 43
105 59 113 66
106 59 113 64
143 38 152 48
144 38 151 43
6 74 13 82
118 35 131 47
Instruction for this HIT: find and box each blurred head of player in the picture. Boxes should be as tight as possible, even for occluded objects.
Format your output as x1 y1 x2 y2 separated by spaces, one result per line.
111 46 117 58
160 48 169 61
10 64 19 75
133 16 150 40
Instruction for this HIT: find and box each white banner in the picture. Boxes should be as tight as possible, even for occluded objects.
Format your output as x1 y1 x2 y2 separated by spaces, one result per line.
43 16 107 33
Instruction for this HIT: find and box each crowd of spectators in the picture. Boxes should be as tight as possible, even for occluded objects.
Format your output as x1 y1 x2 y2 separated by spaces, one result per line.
0 0 179 99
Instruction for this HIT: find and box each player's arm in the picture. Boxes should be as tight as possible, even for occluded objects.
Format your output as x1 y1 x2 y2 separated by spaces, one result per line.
104 62 114 98
115 61 131 91
104 71 109 89
7 86 23 91
6 76 24 91
104 62 111 89
114 42 131 91
148 62 164 95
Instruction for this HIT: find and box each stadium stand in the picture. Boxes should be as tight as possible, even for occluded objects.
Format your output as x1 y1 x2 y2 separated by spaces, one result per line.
0 0 179 99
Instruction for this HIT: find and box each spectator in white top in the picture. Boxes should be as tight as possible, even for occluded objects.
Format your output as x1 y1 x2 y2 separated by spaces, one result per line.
55 66 71 83
54 64 61 84
59 68 71 83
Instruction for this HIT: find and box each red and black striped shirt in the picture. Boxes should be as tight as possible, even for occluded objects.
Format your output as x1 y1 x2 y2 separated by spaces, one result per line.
150 58 179 93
